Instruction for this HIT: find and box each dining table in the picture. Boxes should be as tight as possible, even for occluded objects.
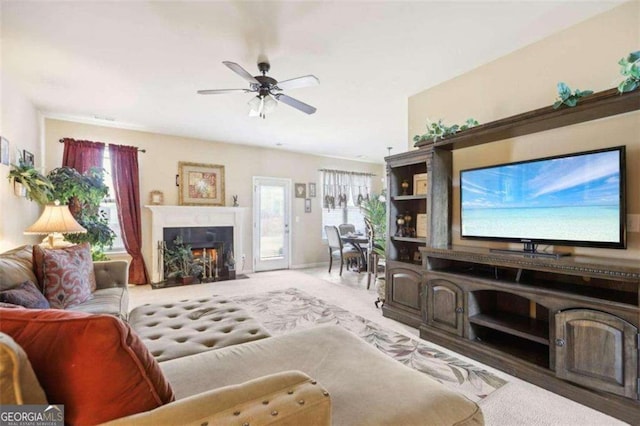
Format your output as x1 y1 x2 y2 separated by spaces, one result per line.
340 233 369 272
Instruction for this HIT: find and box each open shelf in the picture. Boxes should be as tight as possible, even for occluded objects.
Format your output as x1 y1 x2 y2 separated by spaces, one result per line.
414 88 640 151
392 195 428 201
392 236 427 243
469 312 549 345
472 328 550 369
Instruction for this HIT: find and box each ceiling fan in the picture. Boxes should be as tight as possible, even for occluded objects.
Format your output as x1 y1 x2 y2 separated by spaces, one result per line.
197 61 319 118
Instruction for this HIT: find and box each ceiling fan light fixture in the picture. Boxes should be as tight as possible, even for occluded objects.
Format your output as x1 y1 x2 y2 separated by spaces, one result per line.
263 94 277 114
248 95 263 117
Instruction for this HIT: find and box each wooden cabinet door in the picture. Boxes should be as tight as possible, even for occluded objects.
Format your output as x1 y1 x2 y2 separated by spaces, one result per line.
555 309 638 399
427 278 464 336
387 266 422 313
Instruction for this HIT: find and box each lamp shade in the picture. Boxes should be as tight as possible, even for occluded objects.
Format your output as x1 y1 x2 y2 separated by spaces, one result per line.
25 203 87 235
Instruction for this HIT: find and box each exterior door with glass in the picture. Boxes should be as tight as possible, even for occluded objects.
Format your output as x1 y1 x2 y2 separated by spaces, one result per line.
253 177 291 271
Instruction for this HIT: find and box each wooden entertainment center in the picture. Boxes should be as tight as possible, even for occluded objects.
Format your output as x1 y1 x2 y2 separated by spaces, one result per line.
383 88 640 423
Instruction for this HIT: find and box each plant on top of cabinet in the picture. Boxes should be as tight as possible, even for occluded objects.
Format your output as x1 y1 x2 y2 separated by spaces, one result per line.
413 118 479 145
618 51 640 93
552 82 593 109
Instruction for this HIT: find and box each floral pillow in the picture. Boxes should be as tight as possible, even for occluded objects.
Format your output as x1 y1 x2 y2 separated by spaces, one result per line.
0 280 50 309
33 243 96 309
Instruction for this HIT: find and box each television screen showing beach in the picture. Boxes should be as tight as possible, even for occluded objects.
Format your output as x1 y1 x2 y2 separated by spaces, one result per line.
461 149 622 243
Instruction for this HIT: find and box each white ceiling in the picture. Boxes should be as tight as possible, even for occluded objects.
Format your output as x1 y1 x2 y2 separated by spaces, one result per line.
1 1 621 163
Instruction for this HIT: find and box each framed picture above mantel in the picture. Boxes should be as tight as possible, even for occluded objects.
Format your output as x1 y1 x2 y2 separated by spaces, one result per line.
178 162 225 206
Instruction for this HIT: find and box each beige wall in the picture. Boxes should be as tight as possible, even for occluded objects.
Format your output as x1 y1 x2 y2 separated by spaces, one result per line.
0 76 43 252
409 1 640 260
44 118 383 275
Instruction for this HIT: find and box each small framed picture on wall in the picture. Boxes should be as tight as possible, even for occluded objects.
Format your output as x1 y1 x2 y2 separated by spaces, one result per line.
23 150 34 167
305 198 312 213
295 183 306 198
0 136 9 166
308 182 316 197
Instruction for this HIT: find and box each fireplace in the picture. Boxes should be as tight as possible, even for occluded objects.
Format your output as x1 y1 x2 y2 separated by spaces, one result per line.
146 206 246 284
163 226 235 282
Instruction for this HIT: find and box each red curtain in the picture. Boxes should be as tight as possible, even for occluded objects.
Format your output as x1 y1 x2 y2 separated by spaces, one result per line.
108 144 149 285
61 138 105 172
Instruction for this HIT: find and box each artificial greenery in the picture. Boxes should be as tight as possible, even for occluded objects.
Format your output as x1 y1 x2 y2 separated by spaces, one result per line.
553 82 593 109
413 118 479 144
163 236 204 279
360 192 386 257
47 166 115 260
7 154 54 205
618 50 640 93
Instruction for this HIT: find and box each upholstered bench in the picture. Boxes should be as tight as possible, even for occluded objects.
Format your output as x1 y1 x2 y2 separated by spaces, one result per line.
129 297 271 362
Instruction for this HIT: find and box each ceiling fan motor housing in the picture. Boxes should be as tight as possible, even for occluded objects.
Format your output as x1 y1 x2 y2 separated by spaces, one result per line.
257 61 271 74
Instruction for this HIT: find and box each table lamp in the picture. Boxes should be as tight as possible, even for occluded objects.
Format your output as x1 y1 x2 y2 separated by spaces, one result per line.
24 200 87 248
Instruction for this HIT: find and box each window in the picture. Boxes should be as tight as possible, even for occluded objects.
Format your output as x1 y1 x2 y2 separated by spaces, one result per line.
320 170 372 238
100 150 125 252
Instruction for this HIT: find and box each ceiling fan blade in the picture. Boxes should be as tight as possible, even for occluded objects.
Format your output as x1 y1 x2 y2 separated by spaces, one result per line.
275 75 320 91
197 88 251 95
275 94 317 115
223 61 260 85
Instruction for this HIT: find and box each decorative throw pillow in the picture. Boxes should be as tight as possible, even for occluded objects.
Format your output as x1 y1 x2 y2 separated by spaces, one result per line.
0 332 48 405
0 309 175 425
0 245 38 292
33 243 96 309
0 280 50 309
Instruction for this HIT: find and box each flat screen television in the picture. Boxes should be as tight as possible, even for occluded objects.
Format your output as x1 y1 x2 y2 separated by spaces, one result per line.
460 146 626 257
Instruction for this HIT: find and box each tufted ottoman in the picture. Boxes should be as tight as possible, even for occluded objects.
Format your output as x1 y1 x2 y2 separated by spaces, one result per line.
128 297 271 362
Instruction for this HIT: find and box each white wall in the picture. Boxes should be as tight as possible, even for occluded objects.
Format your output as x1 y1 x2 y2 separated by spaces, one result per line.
408 1 640 260
43 119 383 276
0 75 43 252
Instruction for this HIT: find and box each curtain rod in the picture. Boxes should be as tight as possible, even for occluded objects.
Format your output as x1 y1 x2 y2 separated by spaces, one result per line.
58 138 146 153
318 168 375 177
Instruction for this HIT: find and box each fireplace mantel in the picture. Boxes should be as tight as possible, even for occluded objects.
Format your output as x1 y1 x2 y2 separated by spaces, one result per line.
146 205 246 283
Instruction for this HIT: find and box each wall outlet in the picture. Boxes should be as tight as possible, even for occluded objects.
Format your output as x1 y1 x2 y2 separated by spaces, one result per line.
627 214 640 233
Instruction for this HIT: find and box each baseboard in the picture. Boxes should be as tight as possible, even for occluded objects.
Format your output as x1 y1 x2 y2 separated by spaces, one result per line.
291 262 329 270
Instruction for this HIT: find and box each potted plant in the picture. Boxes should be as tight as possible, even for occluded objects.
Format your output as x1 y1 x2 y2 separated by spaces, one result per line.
47 166 115 260
361 193 387 306
360 192 387 258
7 154 54 204
163 236 203 284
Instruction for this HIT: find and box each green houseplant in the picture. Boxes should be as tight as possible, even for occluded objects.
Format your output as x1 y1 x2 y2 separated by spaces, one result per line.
7 154 54 204
47 166 115 260
360 192 387 257
163 236 204 284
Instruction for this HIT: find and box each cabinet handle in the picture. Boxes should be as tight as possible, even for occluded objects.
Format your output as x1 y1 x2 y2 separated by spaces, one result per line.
555 338 565 347
455 307 464 314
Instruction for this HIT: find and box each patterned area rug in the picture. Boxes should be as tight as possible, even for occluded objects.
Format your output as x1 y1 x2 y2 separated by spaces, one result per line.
226 288 507 402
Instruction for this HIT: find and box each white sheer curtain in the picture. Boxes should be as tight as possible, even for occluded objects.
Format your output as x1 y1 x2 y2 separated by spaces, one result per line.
321 169 373 208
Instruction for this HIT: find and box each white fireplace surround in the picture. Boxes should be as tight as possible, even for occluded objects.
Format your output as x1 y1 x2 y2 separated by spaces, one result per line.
146 205 246 283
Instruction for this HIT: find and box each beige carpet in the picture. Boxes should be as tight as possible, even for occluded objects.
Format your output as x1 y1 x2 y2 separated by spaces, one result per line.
129 268 625 426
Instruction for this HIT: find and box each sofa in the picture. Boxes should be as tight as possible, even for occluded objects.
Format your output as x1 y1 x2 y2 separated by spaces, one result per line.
0 245 483 425
0 245 129 319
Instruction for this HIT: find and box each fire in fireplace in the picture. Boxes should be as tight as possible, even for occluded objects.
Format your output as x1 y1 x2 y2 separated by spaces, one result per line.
161 226 235 283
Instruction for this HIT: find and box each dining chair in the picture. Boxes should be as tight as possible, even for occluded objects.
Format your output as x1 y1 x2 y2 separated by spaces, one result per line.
364 218 385 290
325 225 361 276
338 223 356 236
